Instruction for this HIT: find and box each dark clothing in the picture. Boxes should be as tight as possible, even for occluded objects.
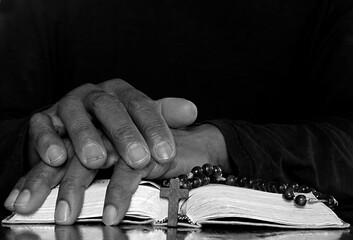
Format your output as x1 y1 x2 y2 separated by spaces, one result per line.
1 0 353 223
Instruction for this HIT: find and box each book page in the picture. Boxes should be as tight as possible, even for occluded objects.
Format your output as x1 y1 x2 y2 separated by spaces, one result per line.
183 184 345 228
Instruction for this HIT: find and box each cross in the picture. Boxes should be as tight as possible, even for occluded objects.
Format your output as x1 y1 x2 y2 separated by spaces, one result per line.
160 178 189 227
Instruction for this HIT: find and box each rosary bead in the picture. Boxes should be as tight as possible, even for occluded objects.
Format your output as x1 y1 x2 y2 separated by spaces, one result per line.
287 183 299 192
190 177 202 188
257 180 266 191
247 179 254 188
226 175 237 186
199 174 210 186
178 174 188 182
161 164 338 211
202 164 214 176
298 185 310 193
294 194 307 207
212 166 222 177
239 177 248 187
278 183 288 193
283 188 295 200
180 179 192 189
313 191 325 199
191 166 203 177
326 196 338 209
269 182 280 193
251 179 262 190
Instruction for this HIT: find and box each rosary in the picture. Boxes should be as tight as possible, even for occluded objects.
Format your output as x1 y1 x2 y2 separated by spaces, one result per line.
160 163 338 227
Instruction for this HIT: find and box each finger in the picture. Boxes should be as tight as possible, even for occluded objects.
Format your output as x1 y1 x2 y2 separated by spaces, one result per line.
102 160 143 225
4 177 26 211
11 161 68 214
58 94 107 169
29 112 67 166
54 156 97 225
103 79 175 165
83 89 151 169
156 97 198 128
43 103 67 136
101 133 120 169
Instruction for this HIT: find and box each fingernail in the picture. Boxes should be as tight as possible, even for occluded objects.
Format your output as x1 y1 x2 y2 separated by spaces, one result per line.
103 205 118 225
55 200 71 223
46 145 65 164
4 189 20 209
155 141 174 160
83 142 106 165
14 189 31 206
127 143 150 166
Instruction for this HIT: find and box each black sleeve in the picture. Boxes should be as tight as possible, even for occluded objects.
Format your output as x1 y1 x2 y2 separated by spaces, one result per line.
208 0 353 223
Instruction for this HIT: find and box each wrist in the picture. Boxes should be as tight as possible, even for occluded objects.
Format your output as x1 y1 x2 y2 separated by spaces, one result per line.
195 124 230 174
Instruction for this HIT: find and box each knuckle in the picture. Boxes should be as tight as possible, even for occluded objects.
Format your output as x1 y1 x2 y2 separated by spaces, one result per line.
29 113 45 127
141 118 166 137
126 94 156 113
60 178 83 193
69 121 92 137
80 83 96 90
109 123 137 141
32 130 51 148
25 169 51 189
58 95 80 114
29 113 52 144
107 182 133 200
110 78 124 85
101 78 126 91
85 90 115 112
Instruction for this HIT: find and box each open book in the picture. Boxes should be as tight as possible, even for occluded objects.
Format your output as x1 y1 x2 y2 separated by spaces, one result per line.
2 180 350 229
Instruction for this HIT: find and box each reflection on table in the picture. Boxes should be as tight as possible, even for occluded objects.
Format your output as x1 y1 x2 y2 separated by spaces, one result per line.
1 224 352 240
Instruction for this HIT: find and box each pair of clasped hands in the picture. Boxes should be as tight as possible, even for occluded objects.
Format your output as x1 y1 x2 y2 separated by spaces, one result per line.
4 79 228 225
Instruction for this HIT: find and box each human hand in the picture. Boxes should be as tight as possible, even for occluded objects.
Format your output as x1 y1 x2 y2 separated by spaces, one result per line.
5 123 229 226
27 79 197 170
4 94 199 220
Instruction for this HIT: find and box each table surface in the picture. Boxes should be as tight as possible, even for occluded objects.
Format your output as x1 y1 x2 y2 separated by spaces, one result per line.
1 223 352 240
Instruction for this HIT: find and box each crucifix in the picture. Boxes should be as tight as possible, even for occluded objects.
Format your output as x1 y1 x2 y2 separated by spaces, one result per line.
160 178 189 227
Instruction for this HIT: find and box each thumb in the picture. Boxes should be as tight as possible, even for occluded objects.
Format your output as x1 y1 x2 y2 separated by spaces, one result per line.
156 98 198 128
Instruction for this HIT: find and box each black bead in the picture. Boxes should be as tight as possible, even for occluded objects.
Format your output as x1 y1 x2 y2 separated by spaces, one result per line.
278 183 288 193
178 174 188 182
212 166 222 177
294 195 307 207
226 175 237 186
239 177 248 187
326 196 338 209
180 179 192 189
251 179 262 190
308 187 317 194
256 180 267 192
202 164 214 176
190 177 202 188
269 182 280 193
283 188 295 200
247 179 254 188
287 183 299 192
313 191 325 199
199 174 210 186
191 166 203 177
298 185 310 193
